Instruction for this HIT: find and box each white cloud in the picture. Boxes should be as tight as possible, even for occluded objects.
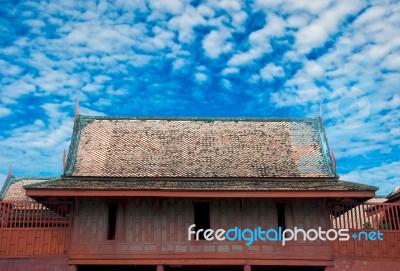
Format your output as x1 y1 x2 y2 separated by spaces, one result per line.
148 0 184 15
260 63 285 81
340 161 400 195
82 83 103 93
304 61 325 78
23 19 45 33
0 102 75 177
79 106 106 116
253 0 333 14
0 107 11 117
221 79 232 90
295 24 329 54
0 60 22 77
172 58 187 70
228 48 266 66
228 14 285 66
270 89 298 108
381 54 400 71
1 79 36 103
202 29 232 58
167 6 207 43
221 67 239 75
195 73 208 83
295 0 363 53
286 15 309 28
205 0 247 31
296 88 320 103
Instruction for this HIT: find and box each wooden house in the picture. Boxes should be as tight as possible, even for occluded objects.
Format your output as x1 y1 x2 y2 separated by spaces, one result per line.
0 115 399 271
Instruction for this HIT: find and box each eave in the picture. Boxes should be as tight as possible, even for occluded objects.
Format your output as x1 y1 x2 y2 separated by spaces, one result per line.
26 189 375 199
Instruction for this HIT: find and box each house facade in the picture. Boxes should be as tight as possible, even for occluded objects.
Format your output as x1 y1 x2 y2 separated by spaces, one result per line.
0 115 399 271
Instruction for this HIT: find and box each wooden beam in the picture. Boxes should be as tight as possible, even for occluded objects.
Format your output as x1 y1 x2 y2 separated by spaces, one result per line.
68 258 333 266
26 189 376 199
69 253 333 261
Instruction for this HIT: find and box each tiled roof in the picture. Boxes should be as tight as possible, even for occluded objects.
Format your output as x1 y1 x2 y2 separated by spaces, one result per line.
0 176 58 200
65 116 336 178
25 178 377 191
366 197 388 203
387 186 400 202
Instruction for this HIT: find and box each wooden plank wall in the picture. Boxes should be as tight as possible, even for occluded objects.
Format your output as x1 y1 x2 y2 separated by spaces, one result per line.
0 228 70 257
332 231 400 259
69 197 333 265
0 257 71 271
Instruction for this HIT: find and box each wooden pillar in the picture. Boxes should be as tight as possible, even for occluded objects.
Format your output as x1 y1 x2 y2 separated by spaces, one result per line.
156 265 164 271
244 265 251 271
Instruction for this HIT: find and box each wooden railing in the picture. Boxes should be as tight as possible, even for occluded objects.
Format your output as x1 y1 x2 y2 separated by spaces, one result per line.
0 201 72 228
0 201 73 257
329 202 400 231
329 202 400 260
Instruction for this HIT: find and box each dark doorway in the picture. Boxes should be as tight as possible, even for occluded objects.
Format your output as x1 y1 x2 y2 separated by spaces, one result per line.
193 201 210 240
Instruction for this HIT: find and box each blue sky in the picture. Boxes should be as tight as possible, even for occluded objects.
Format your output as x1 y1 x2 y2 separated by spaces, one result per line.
0 0 399 195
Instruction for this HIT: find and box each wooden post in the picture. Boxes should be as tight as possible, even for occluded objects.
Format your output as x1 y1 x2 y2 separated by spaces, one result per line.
244 265 251 271
156 265 164 271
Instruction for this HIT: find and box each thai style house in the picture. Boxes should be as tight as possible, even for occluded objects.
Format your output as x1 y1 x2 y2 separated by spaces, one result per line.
0 115 399 271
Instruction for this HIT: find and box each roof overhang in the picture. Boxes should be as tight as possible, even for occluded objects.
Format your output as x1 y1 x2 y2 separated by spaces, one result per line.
26 189 375 199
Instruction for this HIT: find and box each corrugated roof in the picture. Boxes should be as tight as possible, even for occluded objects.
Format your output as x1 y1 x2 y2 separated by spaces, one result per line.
25 178 377 191
0 176 58 200
65 116 336 179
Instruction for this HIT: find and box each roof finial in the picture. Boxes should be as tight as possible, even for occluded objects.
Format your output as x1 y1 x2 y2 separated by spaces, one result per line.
62 149 67 170
75 95 80 119
331 148 336 174
7 164 12 177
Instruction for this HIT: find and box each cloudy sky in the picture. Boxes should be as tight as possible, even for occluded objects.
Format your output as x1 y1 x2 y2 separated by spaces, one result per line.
0 0 399 195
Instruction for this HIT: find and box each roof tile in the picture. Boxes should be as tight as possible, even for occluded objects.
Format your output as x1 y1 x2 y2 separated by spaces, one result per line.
67 117 335 178
0 177 57 200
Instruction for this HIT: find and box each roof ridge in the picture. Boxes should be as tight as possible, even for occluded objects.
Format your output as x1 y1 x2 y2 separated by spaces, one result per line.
76 115 320 122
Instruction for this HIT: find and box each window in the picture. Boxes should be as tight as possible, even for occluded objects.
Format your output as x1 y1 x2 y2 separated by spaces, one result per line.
107 201 126 241
276 202 294 232
107 202 118 240
277 203 286 230
193 202 210 240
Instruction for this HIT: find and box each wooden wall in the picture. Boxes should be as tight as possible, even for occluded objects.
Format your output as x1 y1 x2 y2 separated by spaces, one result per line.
0 257 72 271
69 197 333 266
332 230 400 259
0 228 70 257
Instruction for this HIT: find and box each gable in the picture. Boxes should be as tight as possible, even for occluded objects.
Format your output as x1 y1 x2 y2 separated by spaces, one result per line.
0 176 57 201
